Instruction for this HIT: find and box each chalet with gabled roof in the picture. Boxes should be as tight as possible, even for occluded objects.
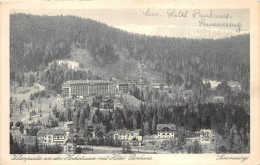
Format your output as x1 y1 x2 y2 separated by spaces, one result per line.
113 129 130 140
156 124 176 139
37 128 66 145
94 130 105 138
63 138 77 154
128 135 142 146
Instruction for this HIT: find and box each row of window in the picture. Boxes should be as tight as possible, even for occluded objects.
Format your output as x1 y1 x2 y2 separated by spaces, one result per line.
43 140 63 143
64 89 114 96
39 135 65 139
71 89 109 93
158 131 174 133
158 133 174 135
72 85 109 89
54 136 64 139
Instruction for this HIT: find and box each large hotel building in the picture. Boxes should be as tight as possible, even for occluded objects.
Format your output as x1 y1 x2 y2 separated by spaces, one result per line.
62 80 127 97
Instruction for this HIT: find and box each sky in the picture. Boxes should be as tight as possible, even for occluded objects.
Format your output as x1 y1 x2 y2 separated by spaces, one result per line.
12 9 249 39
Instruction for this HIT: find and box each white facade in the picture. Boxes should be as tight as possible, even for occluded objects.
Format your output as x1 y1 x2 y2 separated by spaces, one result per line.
157 132 174 139
156 124 176 139
40 133 54 145
53 135 66 144
114 132 129 140
113 130 139 140
37 129 66 145
200 129 212 144
62 80 115 97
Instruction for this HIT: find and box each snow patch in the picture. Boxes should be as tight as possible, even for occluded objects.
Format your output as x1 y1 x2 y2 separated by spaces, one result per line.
202 79 221 89
116 24 249 39
57 60 79 69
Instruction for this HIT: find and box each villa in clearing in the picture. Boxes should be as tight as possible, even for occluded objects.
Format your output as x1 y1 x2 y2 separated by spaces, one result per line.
156 124 176 139
200 129 212 144
37 129 66 146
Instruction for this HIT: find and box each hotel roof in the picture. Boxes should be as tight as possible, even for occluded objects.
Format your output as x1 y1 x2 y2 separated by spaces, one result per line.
64 80 112 85
114 129 129 135
156 124 176 131
37 128 66 136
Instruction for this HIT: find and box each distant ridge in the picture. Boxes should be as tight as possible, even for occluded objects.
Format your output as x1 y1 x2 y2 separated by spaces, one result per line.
116 24 249 39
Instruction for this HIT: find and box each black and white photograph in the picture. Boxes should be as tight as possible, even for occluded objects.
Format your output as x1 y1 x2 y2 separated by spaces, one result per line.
7 6 252 155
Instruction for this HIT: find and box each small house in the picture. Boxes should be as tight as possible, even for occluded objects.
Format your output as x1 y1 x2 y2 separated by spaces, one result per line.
113 129 130 140
94 130 105 138
64 121 74 132
228 81 241 92
128 135 142 146
156 124 176 139
200 129 212 144
37 128 66 145
63 138 77 154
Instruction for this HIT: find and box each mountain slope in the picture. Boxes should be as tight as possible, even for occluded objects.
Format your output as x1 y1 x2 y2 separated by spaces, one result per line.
10 13 250 90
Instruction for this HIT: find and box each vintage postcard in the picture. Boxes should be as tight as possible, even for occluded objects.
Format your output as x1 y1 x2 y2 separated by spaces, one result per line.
0 1 259 165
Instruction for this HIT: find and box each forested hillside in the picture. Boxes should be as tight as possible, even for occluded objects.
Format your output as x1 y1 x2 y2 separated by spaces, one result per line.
10 13 250 90
10 13 250 154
